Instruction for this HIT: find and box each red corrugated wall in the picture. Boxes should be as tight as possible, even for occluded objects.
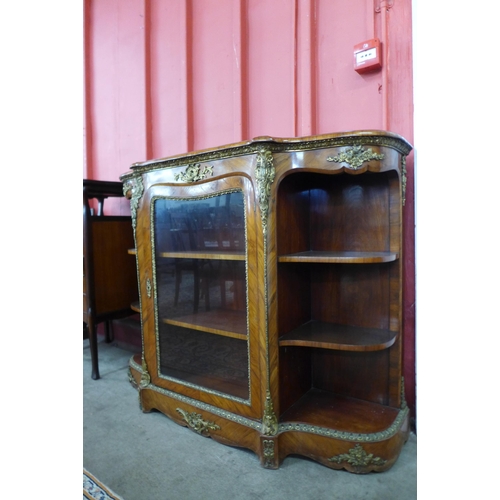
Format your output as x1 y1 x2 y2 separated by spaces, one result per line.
84 0 415 421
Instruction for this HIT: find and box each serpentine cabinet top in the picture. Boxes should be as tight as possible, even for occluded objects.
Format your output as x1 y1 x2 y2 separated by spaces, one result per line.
120 130 412 181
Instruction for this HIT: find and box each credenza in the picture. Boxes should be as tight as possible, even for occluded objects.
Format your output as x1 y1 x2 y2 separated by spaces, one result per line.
121 130 412 472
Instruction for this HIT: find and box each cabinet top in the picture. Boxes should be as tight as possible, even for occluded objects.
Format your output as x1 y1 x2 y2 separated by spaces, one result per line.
121 130 412 180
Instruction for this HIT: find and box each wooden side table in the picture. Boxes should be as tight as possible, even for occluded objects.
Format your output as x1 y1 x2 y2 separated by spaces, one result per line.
83 180 138 379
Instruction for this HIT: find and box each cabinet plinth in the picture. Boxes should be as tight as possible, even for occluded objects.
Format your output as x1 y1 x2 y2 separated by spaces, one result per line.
121 130 412 473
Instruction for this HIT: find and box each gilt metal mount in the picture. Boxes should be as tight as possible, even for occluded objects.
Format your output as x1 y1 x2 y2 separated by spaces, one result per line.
262 391 278 436
327 146 384 170
176 408 220 436
123 175 144 230
174 164 214 183
139 357 151 389
328 443 387 468
263 439 275 468
255 148 275 235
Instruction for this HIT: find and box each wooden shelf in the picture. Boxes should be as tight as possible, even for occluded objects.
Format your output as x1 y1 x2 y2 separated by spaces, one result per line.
159 250 245 261
279 388 400 433
131 301 141 313
160 365 249 400
163 309 247 340
278 251 398 264
279 321 397 352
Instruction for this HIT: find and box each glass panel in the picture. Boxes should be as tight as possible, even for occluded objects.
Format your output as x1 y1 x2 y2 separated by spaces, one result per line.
153 191 249 400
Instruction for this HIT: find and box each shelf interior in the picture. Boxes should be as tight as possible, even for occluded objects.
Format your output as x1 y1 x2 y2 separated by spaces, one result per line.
276 170 402 414
132 348 249 400
160 364 249 400
158 321 250 400
279 388 400 434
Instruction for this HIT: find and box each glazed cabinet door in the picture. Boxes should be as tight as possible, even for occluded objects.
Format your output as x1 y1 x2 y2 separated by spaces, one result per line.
137 173 262 419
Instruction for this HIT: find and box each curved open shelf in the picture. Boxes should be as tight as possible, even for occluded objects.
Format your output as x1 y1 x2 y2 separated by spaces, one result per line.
279 321 397 352
279 388 401 432
278 251 398 264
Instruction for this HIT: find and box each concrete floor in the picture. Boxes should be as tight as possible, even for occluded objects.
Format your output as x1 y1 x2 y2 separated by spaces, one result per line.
83 339 417 500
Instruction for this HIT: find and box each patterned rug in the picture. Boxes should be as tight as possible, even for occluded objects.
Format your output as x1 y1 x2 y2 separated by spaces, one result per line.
83 469 124 500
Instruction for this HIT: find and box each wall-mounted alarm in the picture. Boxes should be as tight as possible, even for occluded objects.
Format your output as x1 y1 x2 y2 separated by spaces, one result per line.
353 38 382 74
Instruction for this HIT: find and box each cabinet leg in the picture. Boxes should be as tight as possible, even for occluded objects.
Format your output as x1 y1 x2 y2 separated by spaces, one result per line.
104 320 113 343
87 312 100 380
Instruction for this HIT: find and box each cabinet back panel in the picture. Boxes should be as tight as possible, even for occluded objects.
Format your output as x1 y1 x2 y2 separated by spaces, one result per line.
276 177 311 255
277 263 311 335
309 174 391 252
312 349 390 406
311 264 392 330
279 346 312 416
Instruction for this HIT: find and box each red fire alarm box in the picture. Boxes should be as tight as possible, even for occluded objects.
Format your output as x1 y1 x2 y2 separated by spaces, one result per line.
353 39 382 74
